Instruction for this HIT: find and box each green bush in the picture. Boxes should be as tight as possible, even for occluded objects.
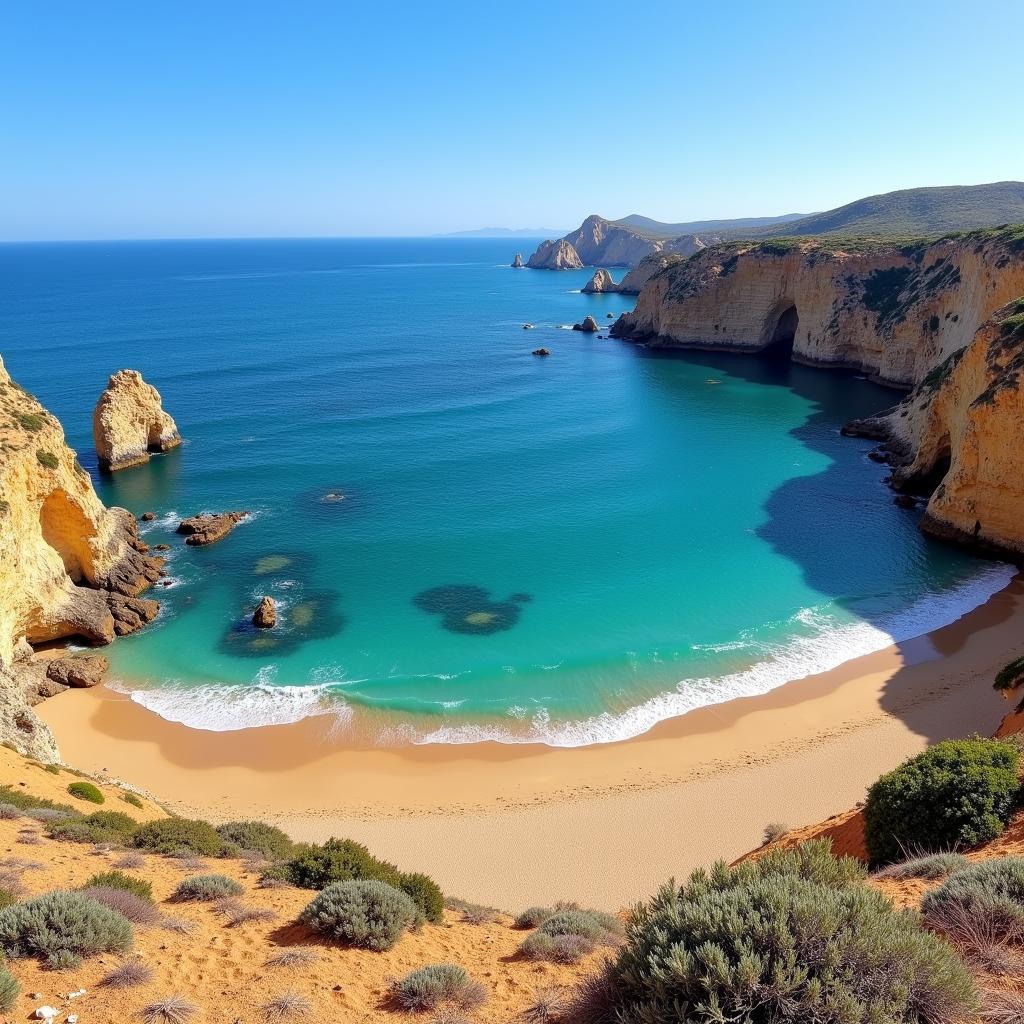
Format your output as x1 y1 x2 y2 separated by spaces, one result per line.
67 781 105 804
600 843 977 1024
48 810 138 846
281 837 401 889
0 964 18 1011
132 817 223 856
215 821 294 860
520 931 595 964
399 872 444 925
536 908 620 941
0 890 133 961
171 874 244 902
514 906 551 929
873 852 970 881
0 889 19 910
864 738 1021 865
36 450 59 470
121 792 144 809
46 949 82 971
299 879 417 951
393 963 467 1010
995 656 1024 692
922 858 1024 939
83 871 153 902
14 412 45 432
0 784 76 815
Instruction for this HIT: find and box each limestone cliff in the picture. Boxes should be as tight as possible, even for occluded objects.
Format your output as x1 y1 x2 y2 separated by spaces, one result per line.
615 253 686 294
93 369 181 472
526 238 584 270
612 230 1024 387
848 299 1024 559
0 356 165 667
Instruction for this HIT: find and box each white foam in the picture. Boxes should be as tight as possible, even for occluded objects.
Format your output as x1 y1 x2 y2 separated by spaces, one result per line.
407 563 1016 747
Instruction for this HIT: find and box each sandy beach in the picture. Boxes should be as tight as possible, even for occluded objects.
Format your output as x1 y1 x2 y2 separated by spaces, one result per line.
39 574 1024 909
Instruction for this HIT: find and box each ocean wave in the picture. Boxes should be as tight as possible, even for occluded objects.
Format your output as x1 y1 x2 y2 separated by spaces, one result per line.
407 563 1016 747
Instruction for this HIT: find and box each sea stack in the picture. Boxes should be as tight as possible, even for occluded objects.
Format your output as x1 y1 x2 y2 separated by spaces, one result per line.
511 252 524 268
252 597 277 629
572 315 600 333
93 370 181 472
582 268 617 294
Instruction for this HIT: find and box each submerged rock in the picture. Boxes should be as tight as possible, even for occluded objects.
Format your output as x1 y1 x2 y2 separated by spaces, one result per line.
93 370 181 472
531 348 551 357
252 596 277 629
177 511 249 546
572 315 600 333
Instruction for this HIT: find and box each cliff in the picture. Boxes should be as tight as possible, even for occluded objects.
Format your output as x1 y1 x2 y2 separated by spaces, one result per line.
612 229 1024 387
526 238 584 270
93 369 180 471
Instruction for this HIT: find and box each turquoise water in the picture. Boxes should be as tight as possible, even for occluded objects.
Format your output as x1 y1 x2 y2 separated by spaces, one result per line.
0 239 1010 744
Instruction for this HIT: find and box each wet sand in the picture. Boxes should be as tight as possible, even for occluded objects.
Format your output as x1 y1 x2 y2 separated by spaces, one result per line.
39 576 1024 908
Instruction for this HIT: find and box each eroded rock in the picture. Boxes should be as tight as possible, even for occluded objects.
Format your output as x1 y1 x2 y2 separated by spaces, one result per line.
46 655 110 688
177 511 249 546
252 596 277 629
572 316 600 333
93 370 181 472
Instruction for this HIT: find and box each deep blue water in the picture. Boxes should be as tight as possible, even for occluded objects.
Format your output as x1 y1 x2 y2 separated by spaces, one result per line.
0 238 1010 744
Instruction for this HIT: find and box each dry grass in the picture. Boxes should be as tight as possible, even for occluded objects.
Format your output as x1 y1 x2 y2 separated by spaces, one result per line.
102 959 155 987
226 904 278 927
521 986 568 1023
261 991 311 1020
114 852 147 869
982 988 1024 1024
159 915 196 935
266 949 320 969
143 995 198 1024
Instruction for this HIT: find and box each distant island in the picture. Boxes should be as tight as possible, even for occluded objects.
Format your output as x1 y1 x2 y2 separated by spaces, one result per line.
440 226 568 238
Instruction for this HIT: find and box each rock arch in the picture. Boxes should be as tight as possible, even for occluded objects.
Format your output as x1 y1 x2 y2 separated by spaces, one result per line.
763 301 799 358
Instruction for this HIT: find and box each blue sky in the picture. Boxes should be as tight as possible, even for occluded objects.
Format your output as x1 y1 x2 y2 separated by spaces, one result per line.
1 0 1021 240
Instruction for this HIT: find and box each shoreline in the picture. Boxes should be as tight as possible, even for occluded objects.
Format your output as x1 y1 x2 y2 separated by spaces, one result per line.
39 574 1024 907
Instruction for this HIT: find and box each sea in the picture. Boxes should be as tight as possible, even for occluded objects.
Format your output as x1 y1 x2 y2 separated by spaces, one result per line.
0 238 1011 745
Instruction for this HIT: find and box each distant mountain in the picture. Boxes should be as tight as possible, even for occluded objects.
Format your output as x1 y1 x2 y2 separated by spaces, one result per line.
613 212 808 240
442 227 568 238
749 181 1024 239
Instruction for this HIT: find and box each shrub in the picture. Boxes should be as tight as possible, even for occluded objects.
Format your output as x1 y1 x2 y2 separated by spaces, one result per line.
14 412 45 432
0 784 76 815
922 858 1024 941
520 931 595 964
84 870 153 902
133 818 223 856
599 844 978 1024
171 874 243 902
48 809 138 846
444 897 500 925
535 908 621 942
102 959 154 987
399 871 444 925
216 821 294 860
281 837 400 889
0 965 18 1012
114 852 147 869
0 804 20 821
864 738 1021 865
261 990 311 1020
394 963 468 1011
873 851 970 881
266 949 320 969
0 888 19 910
522 986 568 1023
67 781 105 805
762 821 789 844
0 890 133 960
143 995 197 1024
299 879 417 951
514 906 551 929
994 656 1024 692
122 792 145 809
46 948 82 970
80 887 161 925
36 450 59 469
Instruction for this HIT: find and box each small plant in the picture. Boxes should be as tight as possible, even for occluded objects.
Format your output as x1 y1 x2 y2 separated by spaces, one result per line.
114 852 147 870
522 986 568 1023
393 964 470 1011
133 818 223 856
0 784 75 815
171 874 243 902
994 656 1024 693
0 890 133 961
922 858 1024 941
143 995 197 1024
514 906 551 929
266 948 320 969
445 897 500 925
215 821 294 859
762 821 789 845
864 738 1021 865
48 809 138 845
81 886 161 925
225 904 277 926
122 792 145 809
159 915 195 935
84 870 153 902
873 851 970 881
103 959 154 987
14 412 45 431
36 449 59 469
299 878 418 951
0 804 21 821
261 990 312 1020
982 988 1024 1024
0 965 18 1012
519 931 595 964
46 948 83 971
0 887 20 910
42 764 62 775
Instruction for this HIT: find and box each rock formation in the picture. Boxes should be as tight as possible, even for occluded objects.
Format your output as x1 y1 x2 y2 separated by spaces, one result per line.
252 596 277 629
582 269 617 294
177 511 249 546
526 238 584 270
573 316 600 333
93 370 181 472
511 252 524 268
531 348 551 357
45 655 109 688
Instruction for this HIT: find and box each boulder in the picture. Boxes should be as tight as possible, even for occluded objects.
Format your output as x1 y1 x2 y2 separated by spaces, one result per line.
46 655 110 689
141 511 156 521
572 316 600 333
252 596 277 629
106 594 160 636
93 370 181 472
177 511 249 546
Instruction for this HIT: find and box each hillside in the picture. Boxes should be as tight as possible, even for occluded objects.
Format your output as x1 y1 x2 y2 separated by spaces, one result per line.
611 212 806 240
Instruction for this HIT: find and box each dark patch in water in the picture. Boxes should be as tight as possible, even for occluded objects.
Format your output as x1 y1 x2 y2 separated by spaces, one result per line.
218 589 346 657
297 485 365 518
413 584 529 635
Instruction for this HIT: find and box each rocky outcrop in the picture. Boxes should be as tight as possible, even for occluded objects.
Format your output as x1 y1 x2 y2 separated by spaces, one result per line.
0 356 165 668
527 238 584 270
573 316 600 333
612 231 1024 387
177 511 249 546
531 348 551 357
252 597 277 629
615 253 686 295
511 253 524 269
582 269 617 294
846 299 1024 559
46 655 109 688
93 370 180 472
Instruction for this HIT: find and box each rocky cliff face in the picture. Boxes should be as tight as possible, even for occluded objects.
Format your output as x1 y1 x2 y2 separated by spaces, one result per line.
93 370 180 472
612 230 1024 387
582 269 617 294
0 356 165 667
526 238 585 270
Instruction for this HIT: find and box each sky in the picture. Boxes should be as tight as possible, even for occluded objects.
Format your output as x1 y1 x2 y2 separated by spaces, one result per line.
1 0 1022 240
